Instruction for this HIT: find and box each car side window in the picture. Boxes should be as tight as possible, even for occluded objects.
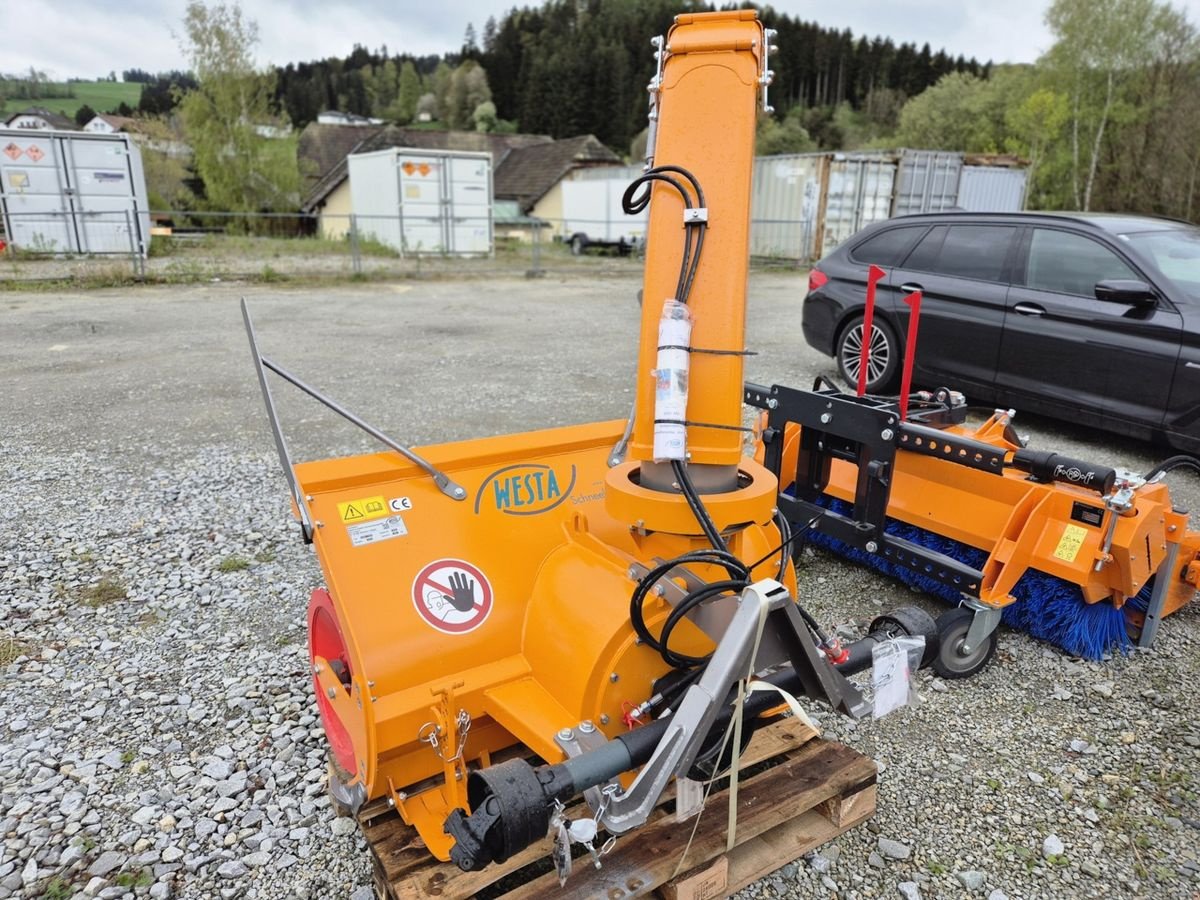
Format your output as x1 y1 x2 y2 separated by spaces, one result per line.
903 225 1018 283
1025 229 1138 296
849 226 926 267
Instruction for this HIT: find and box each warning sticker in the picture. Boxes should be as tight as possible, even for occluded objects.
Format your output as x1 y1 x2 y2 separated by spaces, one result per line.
412 558 493 634
337 495 388 524
347 515 407 547
24 145 44 162
1053 523 1089 563
2 143 21 161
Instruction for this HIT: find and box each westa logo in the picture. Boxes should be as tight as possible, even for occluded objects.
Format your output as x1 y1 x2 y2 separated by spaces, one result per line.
474 463 577 516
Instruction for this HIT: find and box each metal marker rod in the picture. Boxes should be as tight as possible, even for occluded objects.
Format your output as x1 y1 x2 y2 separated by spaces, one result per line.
259 356 467 501
241 299 314 538
857 264 886 397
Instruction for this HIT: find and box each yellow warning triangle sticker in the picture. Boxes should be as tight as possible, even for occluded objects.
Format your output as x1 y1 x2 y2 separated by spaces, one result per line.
342 504 364 521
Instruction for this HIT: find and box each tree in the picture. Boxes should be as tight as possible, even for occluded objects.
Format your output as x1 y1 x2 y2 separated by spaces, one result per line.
1044 0 1189 209
363 59 400 119
175 1 299 213
446 62 492 129
756 109 817 156
137 117 195 210
1005 87 1069 206
431 61 453 121
473 100 497 132
396 61 421 124
74 104 97 127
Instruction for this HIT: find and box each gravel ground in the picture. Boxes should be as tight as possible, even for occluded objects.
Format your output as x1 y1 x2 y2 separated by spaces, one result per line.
2 273 1198 900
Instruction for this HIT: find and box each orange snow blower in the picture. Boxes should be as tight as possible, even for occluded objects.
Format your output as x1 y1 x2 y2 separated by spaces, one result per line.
243 10 946 878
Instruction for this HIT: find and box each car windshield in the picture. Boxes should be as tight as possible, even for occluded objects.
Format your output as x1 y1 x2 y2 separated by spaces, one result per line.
1122 228 1200 302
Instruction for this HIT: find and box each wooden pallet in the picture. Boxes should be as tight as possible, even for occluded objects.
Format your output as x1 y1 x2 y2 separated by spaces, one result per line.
356 718 876 900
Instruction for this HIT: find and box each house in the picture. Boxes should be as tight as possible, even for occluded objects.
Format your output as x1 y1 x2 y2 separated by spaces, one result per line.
317 110 384 126
493 135 623 230
4 107 78 131
300 125 553 239
82 114 138 134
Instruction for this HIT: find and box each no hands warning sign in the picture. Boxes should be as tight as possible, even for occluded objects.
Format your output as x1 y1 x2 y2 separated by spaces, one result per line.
411 558 493 634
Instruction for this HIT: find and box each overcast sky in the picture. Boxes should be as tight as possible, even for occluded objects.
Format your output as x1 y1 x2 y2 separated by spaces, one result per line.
4 0 1200 80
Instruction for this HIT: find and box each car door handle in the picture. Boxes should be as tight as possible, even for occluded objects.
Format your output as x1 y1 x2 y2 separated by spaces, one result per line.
1013 303 1045 317
1187 361 1200 370
899 283 923 294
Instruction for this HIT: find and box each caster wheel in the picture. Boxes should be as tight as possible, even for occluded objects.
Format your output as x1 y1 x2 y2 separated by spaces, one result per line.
932 608 997 679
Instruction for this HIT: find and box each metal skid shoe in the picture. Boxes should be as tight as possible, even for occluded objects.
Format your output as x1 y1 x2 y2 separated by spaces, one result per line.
444 580 869 876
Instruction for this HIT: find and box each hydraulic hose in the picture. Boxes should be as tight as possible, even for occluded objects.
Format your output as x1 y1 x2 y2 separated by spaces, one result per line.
1144 454 1200 481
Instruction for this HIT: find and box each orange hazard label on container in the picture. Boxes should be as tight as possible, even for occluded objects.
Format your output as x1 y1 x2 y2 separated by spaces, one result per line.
3 144 21 160
401 161 434 177
25 145 44 162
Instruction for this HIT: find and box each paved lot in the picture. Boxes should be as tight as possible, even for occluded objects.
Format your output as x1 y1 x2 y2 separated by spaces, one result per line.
2 272 1198 899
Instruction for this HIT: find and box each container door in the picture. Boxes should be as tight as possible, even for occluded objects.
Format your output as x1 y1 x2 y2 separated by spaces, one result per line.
750 155 820 261
822 158 896 256
892 151 962 216
956 167 1027 212
66 136 142 254
445 156 491 255
397 158 446 254
0 132 76 253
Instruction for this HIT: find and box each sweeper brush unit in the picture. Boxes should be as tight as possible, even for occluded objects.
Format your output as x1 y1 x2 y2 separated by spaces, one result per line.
751 381 1200 672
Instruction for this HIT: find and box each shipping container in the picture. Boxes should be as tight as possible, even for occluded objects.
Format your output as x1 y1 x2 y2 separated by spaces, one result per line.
0 128 150 256
347 148 493 255
956 165 1028 213
750 153 825 260
821 153 896 256
892 150 962 216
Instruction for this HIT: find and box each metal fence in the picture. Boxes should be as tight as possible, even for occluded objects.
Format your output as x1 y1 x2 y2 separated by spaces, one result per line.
0 208 813 285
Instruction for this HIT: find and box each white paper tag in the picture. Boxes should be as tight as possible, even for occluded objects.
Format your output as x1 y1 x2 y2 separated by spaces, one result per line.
871 640 911 719
675 776 704 822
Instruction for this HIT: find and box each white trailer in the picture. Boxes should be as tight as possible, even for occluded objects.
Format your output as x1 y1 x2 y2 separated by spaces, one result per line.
560 168 647 255
347 148 492 256
0 128 151 257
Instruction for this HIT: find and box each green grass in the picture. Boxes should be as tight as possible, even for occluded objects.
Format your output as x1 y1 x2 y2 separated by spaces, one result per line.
218 555 250 573
113 869 152 889
0 82 142 119
81 577 127 606
0 635 32 666
42 877 72 900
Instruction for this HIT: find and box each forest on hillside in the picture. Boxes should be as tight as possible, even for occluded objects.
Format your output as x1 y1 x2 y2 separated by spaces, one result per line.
11 0 1195 221
270 0 982 153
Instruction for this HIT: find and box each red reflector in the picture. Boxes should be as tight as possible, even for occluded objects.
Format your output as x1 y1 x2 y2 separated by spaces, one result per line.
808 269 829 292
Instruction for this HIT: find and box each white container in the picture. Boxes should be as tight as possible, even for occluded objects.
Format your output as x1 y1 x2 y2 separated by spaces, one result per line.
957 165 1027 212
347 148 493 255
0 128 151 256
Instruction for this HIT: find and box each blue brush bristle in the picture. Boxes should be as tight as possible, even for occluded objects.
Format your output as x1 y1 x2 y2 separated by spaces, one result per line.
805 497 1134 660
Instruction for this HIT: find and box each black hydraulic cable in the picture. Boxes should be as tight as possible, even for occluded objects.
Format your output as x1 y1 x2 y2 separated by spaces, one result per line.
658 579 748 668
629 550 750 668
672 459 728 553
1143 454 1200 481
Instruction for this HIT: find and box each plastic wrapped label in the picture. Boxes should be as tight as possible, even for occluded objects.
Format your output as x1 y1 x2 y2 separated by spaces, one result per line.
871 636 925 719
653 299 692 461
